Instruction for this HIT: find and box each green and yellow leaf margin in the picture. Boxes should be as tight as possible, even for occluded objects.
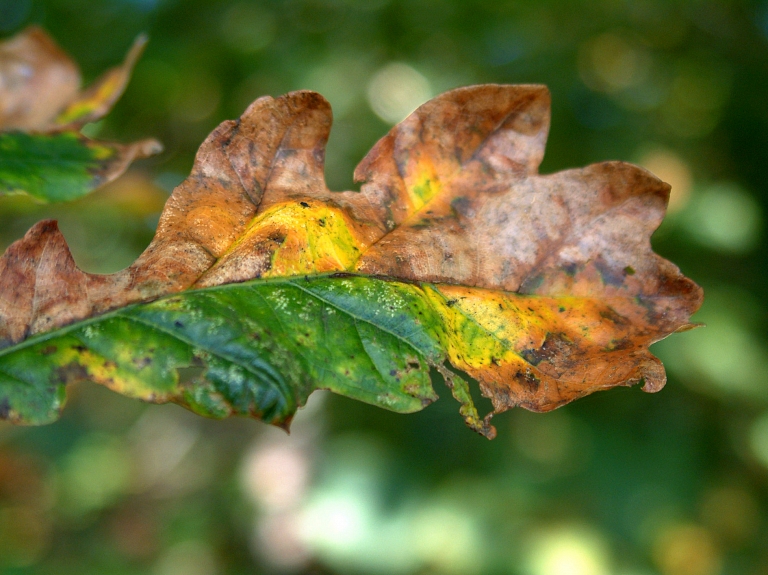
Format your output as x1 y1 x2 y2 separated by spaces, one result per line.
0 272 672 439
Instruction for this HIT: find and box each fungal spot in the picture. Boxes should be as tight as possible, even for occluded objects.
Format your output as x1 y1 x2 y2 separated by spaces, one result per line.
41 345 57 355
451 197 472 217
520 333 572 366
599 307 629 325
515 368 540 391
563 262 578 276
595 258 625 286
55 363 89 385
604 338 633 351
177 365 205 384
134 357 153 369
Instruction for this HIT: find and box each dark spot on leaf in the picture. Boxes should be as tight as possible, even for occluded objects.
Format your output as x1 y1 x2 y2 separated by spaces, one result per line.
451 197 474 217
134 357 152 368
599 307 629 325
604 338 634 351
300 201 309 208
318 218 326 227
389 369 397 376
407 361 420 369
624 265 636 275
55 363 89 385
446 299 458 307
519 273 545 292
520 333 573 366
594 258 625 287
515 368 540 391
72 345 87 353
174 321 184 328
0 398 10 419
41 345 57 355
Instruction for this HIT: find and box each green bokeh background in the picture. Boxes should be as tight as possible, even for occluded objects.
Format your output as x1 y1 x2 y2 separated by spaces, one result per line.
1 0 768 573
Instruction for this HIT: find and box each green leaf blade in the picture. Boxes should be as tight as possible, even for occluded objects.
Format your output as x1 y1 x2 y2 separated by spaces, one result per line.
0 131 161 203
0 275 445 427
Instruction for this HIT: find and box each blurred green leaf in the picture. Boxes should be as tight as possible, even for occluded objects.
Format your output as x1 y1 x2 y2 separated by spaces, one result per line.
0 132 161 202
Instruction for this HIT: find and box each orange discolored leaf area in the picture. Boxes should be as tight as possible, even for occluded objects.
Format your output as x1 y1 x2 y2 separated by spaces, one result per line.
0 26 161 202
0 85 702 436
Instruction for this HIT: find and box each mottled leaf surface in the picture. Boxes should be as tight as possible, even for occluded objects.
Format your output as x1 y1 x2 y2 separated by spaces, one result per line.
0 27 161 202
0 85 703 437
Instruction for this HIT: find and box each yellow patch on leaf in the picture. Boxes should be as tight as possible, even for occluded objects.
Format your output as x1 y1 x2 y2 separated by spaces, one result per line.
255 201 365 277
405 160 443 213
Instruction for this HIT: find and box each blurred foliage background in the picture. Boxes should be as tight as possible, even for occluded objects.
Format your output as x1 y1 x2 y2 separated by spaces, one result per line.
1 0 768 573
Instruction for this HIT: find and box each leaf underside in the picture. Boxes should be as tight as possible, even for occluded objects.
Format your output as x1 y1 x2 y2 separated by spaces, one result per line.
0 84 703 438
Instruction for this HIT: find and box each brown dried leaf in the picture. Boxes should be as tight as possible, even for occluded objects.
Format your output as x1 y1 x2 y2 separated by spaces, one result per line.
0 26 145 131
0 26 79 131
0 85 702 420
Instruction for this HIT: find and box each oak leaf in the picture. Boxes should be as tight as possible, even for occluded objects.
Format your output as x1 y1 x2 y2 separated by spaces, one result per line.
0 26 161 202
0 85 702 438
